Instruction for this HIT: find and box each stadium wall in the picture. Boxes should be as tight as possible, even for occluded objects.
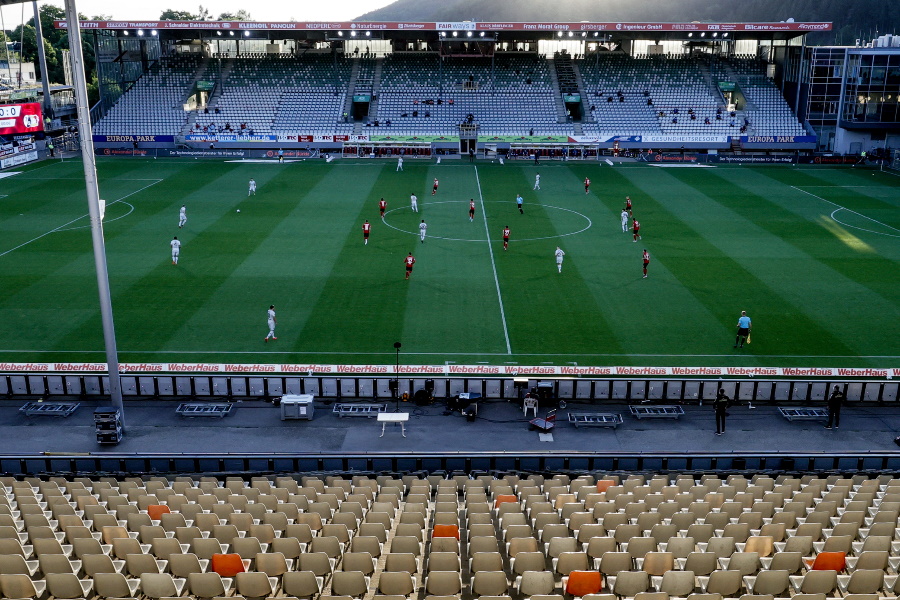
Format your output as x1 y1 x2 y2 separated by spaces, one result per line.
1 372 896 404
3 451 900 477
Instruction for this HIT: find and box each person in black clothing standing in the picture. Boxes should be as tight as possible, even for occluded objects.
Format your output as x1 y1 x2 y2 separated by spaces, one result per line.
825 385 844 429
713 388 729 435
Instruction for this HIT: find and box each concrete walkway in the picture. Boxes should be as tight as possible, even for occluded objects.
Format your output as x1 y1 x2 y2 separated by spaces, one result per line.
3 397 899 455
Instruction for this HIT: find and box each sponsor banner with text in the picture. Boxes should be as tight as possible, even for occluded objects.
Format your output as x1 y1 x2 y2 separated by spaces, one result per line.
0 363 895 378
92 135 174 143
712 155 796 164
478 135 569 143
369 135 459 143
54 20 832 33
0 150 38 169
186 134 277 142
741 135 816 144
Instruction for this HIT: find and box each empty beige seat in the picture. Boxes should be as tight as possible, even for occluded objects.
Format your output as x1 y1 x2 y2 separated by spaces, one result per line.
297 552 335 577
282 570 323 599
187 570 232 599
141 572 186 600
610 571 651 597
93 572 141 599
169 552 208 578
425 571 462 596
789 570 838 596
744 570 790 596
235 571 278 599
379 571 416 597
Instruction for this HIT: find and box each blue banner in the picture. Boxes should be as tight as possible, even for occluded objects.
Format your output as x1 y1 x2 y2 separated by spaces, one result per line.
92 135 174 142
185 134 277 142
741 135 816 144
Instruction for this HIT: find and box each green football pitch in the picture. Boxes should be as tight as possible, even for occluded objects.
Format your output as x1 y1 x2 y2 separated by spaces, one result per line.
1 157 898 369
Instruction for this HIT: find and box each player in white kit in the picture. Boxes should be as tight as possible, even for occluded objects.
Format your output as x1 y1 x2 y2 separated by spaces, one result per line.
170 236 181 265
533 173 541 190
248 178 257 196
419 219 427 243
396 156 404 171
264 305 277 342
410 193 418 212
621 209 629 233
555 246 565 273
178 205 187 228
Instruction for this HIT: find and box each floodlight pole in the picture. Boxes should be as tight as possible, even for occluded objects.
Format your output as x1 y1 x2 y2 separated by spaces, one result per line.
32 2 53 120
64 0 126 427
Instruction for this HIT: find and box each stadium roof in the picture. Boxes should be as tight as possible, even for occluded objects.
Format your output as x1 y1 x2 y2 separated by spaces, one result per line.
51 19 831 42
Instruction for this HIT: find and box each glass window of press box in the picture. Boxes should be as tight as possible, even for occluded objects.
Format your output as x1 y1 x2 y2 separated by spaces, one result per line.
842 52 900 124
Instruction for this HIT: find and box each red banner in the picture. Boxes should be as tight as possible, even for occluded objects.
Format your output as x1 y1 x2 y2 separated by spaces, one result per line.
0 103 43 136
53 20 832 33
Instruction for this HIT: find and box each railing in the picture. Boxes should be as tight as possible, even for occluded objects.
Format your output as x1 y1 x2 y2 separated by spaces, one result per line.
2 452 900 477
1 373 896 405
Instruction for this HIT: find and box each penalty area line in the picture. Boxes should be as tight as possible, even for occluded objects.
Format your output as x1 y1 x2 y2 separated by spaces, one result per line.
0 179 163 259
792 185 900 235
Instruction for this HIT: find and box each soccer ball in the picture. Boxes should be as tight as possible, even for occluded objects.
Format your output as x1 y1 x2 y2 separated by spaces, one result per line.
236 209 241 213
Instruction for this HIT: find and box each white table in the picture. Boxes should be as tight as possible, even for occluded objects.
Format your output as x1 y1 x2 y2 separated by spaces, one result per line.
377 412 409 437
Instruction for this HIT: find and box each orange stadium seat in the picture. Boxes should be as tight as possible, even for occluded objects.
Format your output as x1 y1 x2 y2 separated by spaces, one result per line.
432 525 460 540
211 553 246 577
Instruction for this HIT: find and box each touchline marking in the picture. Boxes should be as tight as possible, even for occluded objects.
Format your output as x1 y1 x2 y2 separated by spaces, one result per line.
475 165 512 355
792 186 900 235
9 177 164 181
4 349 898 359
0 180 162 259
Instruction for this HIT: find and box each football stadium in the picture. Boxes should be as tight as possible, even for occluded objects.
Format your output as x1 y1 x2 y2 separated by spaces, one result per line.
1 1 900 598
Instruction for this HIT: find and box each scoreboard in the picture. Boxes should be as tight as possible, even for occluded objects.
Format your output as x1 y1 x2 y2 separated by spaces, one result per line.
0 102 43 136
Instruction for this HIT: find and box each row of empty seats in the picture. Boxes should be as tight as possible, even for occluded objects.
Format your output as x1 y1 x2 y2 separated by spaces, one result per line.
95 53 807 141
1 471 899 600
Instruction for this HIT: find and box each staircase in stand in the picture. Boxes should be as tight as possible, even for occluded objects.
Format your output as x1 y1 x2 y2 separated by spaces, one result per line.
343 57 362 125
546 58 569 123
553 53 583 123
365 57 385 129
570 61 594 123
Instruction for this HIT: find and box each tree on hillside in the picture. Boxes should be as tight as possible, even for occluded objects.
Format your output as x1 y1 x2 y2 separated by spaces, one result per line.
160 9 199 20
218 10 252 21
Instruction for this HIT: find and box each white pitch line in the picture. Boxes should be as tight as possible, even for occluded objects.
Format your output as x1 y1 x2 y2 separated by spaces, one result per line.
474 165 512 355
0 179 162 259
792 186 900 234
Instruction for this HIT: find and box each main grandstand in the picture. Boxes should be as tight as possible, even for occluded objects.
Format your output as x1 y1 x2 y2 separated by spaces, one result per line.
75 18 829 155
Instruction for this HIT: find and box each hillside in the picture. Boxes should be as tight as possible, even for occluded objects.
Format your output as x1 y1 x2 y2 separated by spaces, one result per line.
354 0 898 46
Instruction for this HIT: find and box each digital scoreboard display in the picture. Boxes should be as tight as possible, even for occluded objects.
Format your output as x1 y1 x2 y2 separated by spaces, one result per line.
0 103 43 135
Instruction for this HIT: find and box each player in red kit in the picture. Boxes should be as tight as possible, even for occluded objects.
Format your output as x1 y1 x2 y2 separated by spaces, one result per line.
625 196 632 215
502 226 510 250
468 199 475 222
378 197 386 218
642 249 650 278
404 253 416 279
362 220 371 245
584 177 591 194
632 219 641 242
432 178 439 195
